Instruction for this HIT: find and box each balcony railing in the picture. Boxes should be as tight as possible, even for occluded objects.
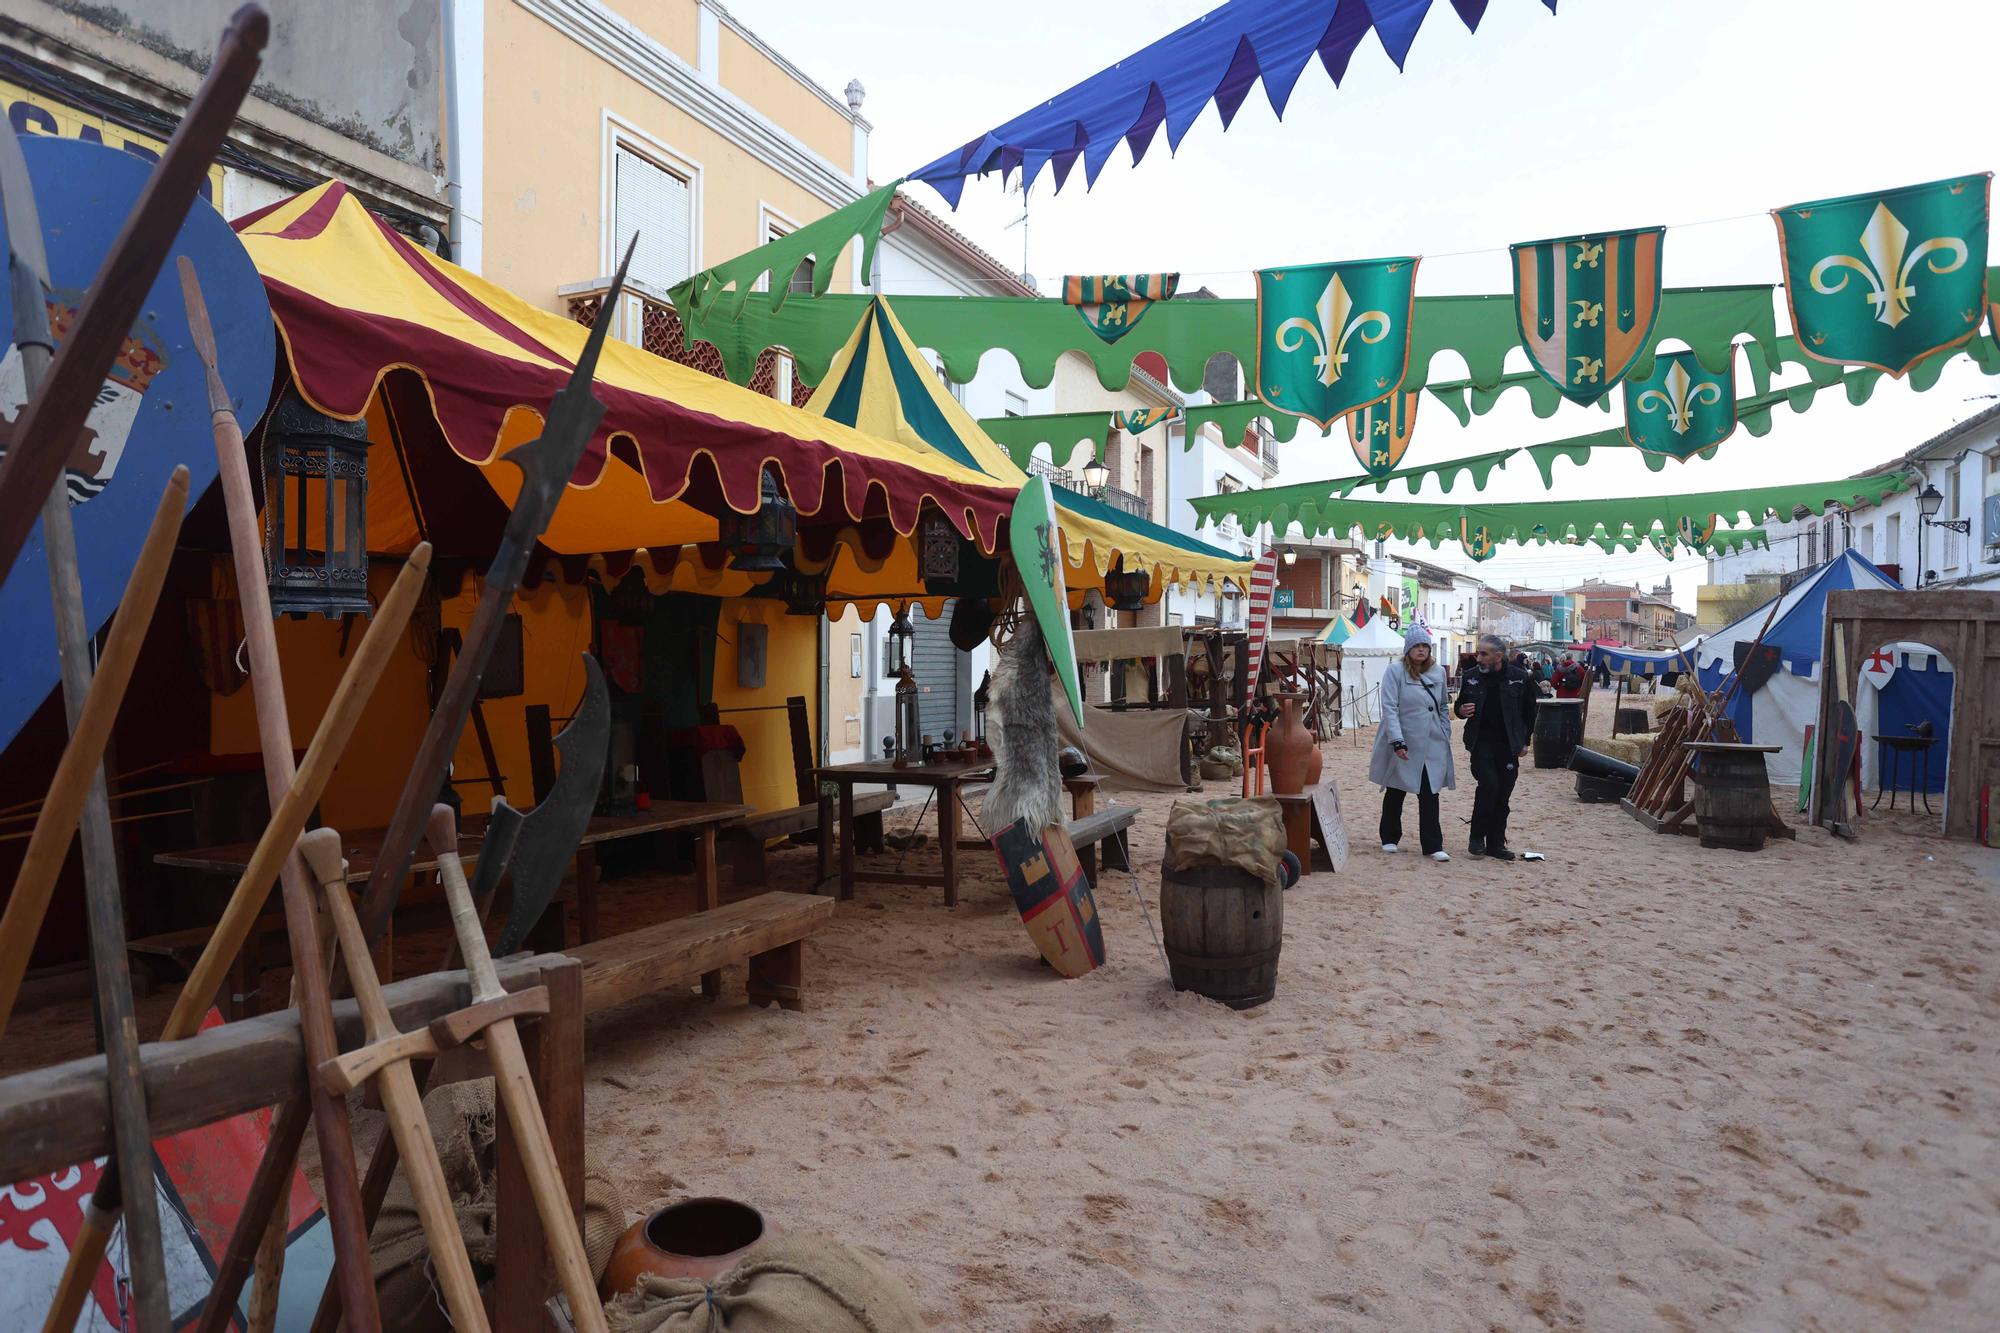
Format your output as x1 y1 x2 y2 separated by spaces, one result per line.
1097 484 1149 520
1027 458 1073 488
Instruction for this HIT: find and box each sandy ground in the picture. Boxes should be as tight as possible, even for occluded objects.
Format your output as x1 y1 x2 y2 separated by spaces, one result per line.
9 704 1998 1330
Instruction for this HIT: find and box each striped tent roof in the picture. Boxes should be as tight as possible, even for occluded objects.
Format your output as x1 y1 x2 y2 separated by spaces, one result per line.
804 296 1254 600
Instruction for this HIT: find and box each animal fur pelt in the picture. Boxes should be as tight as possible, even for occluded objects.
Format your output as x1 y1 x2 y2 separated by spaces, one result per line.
984 614 1064 834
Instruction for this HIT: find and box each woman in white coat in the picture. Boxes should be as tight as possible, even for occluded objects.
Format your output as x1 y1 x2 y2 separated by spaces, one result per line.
1368 624 1456 860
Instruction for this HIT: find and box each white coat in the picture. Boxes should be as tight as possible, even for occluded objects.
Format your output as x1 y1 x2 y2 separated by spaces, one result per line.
1368 662 1457 793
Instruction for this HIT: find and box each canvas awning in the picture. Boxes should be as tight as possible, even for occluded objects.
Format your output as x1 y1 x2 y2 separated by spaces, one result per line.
234 184 1020 578
802 296 1254 602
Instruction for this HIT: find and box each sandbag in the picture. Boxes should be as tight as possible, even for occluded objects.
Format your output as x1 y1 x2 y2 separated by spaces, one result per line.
1165 796 1286 890
606 1233 924 1333
371 1078 627 1333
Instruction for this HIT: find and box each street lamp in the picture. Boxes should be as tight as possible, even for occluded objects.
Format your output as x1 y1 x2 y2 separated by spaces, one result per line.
1081 450 1108 491
1281 548 1297 565
1917 482 1969 586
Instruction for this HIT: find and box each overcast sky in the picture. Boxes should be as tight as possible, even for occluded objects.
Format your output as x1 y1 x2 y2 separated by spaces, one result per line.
732 0 2000 608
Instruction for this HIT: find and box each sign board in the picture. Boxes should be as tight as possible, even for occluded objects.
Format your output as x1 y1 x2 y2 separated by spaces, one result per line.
2 81 224 203
0 138 275 752
1273 588 1294 611
1308 776 1349 873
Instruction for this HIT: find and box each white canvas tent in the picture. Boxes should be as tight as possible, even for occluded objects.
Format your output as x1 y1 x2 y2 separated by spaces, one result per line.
1693 551 1901 785
1339 615 1406 726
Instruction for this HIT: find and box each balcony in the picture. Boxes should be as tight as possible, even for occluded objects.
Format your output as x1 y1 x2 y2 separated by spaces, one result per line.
1027 457 1073 488
1097 483 1150 520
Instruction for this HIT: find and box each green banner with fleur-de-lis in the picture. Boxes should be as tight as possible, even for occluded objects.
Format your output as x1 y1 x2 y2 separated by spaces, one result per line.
1511 226 1665 407
1344 388 1418 478
1255 257 1419 430
1774 174 1991 378
1623 350 1736 460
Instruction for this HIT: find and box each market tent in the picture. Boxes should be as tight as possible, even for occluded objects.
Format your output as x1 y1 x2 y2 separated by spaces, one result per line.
1693 551 1901 785
1319 616 1356 646
1587 643 1695 677
231 183 1028 817
804 296 1255 602
1337 614 1406 726
1856 642 1954 794
235 183 1019 575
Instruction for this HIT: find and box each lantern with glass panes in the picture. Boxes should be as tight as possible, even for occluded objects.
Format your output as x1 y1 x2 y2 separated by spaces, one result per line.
886 606 921 766
972 668 993 758
263 387 372 618
1104 562 1150 611
721 466 797 571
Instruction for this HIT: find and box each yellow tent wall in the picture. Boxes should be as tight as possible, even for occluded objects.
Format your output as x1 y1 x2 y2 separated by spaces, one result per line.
710 599 819 814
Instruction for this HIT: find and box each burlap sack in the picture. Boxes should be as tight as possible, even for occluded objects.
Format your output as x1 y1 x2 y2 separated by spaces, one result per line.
1165 796 1286 889
606 1233 924 1333
371 1077 627 1333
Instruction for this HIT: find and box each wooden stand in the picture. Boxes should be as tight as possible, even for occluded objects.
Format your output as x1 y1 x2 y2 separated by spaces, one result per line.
0 955 585 1333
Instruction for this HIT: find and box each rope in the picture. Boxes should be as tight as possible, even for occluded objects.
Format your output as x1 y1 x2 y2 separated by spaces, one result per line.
1116 827 1173 982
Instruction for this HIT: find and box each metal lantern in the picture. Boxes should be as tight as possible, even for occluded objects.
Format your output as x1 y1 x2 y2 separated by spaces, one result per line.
972 668 992 755
773 564 827 617
917 508 961 582
1082 450 1108 491
885 606 915 677
1105 564 1150 612
263 387 371 618
893 660 921 768
721 466 796 571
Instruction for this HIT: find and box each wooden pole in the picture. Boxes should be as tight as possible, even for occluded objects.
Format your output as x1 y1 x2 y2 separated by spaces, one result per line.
427 806 608 1333
297 830 493 1333
0 468 188 1033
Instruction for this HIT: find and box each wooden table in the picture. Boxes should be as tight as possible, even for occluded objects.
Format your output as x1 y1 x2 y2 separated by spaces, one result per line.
814 758 992 907
154 800 751 1000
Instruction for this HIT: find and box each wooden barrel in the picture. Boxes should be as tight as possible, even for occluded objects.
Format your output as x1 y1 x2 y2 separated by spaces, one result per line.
1693 750 1771 851
1532 699 1585 768
1614 707 1652 735
1159 863 1283 1009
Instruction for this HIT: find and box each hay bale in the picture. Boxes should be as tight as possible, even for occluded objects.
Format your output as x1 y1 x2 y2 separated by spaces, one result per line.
1592 734 1657 768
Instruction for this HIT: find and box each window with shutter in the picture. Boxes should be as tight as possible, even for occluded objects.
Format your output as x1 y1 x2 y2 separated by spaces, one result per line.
613 146 693 291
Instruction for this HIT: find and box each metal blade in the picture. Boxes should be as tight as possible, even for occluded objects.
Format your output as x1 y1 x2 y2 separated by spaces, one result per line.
500 234 637 545
496 654 609 955
467 797 526 911
0 121 50 291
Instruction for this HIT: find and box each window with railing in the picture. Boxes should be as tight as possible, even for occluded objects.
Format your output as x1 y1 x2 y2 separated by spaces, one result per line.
562 285 811 407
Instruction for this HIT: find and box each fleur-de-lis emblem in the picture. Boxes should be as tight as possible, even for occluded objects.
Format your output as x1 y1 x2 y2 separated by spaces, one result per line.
1274 273 1391 388
1572 355 1603 384
1635 359 1724 435
1808 201 1969 328
1572 241 1603 269
1572 299 1602 328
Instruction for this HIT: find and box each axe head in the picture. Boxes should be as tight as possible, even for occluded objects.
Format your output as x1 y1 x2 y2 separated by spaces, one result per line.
496 654 609 955
468 798 526 910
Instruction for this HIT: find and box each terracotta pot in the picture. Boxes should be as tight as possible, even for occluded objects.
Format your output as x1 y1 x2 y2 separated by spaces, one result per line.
601 1197 770 1298
1264 692 1315 794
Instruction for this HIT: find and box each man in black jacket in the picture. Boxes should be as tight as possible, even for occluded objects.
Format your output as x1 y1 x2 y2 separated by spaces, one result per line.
1455 634 1538 859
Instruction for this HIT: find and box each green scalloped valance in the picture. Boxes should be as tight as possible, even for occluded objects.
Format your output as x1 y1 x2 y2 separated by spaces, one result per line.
668 182 902 324
1189 471 1914 552
677 283 1781 400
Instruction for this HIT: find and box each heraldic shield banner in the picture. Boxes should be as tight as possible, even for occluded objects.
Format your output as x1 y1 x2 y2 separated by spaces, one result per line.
1010 476 1084 727
1774 173 1991 378
1255 257 1419 430
1623 349 1736 460
1345 388 1419 478
1511 226 1665 406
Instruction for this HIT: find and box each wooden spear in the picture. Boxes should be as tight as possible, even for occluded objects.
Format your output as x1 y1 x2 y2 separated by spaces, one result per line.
0 119 170 1327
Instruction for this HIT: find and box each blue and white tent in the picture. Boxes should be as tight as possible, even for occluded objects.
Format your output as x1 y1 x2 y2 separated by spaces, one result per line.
1693 551 1902 785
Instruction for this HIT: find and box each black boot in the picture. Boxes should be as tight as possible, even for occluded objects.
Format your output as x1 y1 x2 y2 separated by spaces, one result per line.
1484 844 1517 861
1468 836 1485 857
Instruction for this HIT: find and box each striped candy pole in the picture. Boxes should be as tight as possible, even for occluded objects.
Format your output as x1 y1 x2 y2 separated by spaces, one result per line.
1243 548 1280 697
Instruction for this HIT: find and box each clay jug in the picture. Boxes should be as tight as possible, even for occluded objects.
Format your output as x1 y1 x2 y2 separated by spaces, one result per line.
1264 692 1315 794
602 1197 770 1298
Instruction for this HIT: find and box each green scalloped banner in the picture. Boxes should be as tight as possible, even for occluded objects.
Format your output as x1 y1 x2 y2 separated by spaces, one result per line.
678 283 1779 401
669 181 902 324
1191 472 1914 553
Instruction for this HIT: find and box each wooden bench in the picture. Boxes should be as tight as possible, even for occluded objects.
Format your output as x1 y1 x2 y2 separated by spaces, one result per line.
569 890 835 1015
1068 806 1136 884
725 790 891 887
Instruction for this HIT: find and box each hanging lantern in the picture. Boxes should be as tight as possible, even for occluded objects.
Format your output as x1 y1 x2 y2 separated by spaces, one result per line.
917 508 961 583
885 605 914 678
262 387 371 618
1081 448 1108 491
721 466 796 571
972 668 993 757
1104 564 1150 611
772 564 827 617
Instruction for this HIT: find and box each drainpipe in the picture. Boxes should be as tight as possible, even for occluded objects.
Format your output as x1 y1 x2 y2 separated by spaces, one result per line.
441 0 484 272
